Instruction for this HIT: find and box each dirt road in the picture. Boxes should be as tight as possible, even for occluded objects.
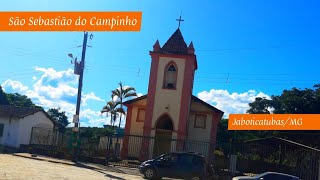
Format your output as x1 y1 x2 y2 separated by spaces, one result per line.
0 154 144 180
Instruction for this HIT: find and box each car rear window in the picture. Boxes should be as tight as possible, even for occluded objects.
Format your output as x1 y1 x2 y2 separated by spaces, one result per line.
261 174 294 180
179 155 194 165
163 153 179 162
193 156 204 165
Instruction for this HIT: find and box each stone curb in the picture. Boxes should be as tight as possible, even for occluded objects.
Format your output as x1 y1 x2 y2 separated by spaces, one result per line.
11 153 126 175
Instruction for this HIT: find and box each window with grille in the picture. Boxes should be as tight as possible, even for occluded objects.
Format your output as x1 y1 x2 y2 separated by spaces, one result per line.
136 108 146 122
164 63 177 89
194 114 206 129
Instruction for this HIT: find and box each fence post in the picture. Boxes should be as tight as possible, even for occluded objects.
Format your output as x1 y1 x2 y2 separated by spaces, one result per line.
208 142 215 164
29 127 34 145
229 154 237 176
105 133 112 165
28 127 35 154
114 133 120 158
139 135 150 161
318 158 320 180
121 134 129 159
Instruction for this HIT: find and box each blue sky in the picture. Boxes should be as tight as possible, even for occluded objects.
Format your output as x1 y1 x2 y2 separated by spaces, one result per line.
0 0 319 127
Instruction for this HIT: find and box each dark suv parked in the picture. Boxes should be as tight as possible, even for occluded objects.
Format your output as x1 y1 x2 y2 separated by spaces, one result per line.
139 152 214 180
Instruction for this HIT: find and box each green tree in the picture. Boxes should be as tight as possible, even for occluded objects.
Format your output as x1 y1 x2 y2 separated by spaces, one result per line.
111 82 137 130
0 86 9 105
247 97 271 114
101 98 126 160
1 90 43 109
47 108 70 128
246 84 320 147
216 118 279 144
6 93 40 108
216 118 233 143
274 87 319 114
248 84 320 114
101 99 125 128
79 127 113 142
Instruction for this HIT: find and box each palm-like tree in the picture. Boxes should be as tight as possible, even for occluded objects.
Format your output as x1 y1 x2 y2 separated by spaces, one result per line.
101 98 125 161
101 99 125 129
111 82 137 130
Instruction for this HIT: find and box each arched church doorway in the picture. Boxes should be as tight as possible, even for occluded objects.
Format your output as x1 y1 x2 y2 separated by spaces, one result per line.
153 114 174 158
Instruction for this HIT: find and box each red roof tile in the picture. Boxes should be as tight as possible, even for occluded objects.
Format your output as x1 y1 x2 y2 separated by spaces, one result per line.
161 28 188 55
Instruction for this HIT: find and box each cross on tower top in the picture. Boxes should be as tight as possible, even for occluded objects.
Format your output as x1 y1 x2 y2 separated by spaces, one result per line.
176 15 184 28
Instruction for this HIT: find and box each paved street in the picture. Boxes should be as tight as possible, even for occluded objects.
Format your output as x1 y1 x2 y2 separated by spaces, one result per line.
0 154 144 180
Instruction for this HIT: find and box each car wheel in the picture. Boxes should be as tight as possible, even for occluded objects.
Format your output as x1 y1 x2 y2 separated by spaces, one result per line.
143 168 156 179
189 175 201 180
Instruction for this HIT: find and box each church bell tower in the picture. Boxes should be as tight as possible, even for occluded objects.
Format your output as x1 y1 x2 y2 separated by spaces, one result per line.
143 26 198 144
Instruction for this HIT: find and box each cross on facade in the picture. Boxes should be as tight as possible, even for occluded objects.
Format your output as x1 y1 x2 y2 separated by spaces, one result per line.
176 15 184 28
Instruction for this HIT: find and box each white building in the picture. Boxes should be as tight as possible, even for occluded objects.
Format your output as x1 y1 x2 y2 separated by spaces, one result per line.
0 105 56 148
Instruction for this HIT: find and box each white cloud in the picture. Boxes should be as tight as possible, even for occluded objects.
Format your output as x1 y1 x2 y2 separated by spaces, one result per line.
2 79 29 94
80 108 101 120
82 92 104 106
198 89 270 117
2 67 106 127
119 115 126 127
33 67 78 99
34 67 77 85
88 118 107 127
86 115 126 128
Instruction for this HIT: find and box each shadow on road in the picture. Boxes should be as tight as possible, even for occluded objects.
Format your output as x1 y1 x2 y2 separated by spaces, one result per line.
74 162 126 180
104 174 126 180
12 154 129 180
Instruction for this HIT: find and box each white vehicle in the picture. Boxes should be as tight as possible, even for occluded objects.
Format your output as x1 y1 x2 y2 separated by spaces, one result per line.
232 172 300 180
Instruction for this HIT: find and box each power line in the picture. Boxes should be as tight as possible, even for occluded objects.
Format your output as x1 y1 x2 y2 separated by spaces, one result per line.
193 81 318 86
4 43 318 53
2 62 317 86
195 77 320 82
1 70 318 86
196 45 320 52
2 52 70 63
0 44 81 54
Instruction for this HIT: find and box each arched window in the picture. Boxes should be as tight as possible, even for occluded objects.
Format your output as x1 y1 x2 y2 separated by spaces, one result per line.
163 63 177 89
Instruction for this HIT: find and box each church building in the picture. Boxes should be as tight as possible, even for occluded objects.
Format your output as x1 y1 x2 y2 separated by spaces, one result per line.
121 27 224 161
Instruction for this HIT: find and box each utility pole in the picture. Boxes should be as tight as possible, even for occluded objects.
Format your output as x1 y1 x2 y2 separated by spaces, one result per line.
75 32 88 127
70 31 90 162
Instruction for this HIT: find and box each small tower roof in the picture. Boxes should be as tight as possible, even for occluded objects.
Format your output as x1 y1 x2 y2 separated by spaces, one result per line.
187 41 195 55
188 41 194 49
153 39 161 52
161 28 188 55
